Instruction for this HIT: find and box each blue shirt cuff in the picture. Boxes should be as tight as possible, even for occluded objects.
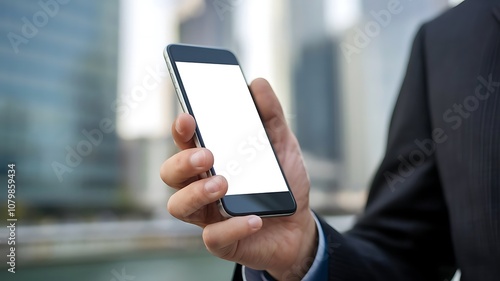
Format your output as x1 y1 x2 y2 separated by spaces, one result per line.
242 211 328 280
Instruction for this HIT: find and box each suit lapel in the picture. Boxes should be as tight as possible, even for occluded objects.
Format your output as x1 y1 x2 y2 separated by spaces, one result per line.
493 4 500 25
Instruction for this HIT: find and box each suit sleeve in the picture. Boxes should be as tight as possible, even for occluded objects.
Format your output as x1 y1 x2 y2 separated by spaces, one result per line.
322 24 456 280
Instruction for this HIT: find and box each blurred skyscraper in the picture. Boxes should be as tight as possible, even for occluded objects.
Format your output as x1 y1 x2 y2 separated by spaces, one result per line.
179 0 234 47
289 0 343 192
341 0 449 191
0 0 121 212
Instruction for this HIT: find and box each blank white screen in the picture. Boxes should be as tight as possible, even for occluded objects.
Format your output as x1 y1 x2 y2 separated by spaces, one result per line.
176 62 289 195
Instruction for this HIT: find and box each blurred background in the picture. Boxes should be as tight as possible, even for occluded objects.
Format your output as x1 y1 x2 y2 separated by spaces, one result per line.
0 0 460 280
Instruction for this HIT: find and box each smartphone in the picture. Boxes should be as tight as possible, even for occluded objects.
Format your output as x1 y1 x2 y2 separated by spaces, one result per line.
164 44 296 217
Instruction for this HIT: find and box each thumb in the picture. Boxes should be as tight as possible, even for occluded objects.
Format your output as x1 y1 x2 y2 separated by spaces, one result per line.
250 78 289 140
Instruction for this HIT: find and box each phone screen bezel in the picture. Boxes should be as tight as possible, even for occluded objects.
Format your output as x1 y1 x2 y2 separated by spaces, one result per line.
165 44 296 217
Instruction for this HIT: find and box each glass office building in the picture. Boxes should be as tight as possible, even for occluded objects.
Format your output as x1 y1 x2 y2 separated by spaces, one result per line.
0 0 121 212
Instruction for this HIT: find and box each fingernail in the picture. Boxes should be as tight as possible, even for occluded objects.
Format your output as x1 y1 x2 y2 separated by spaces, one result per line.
205 177 221 193
190 150 205 168
248 216 262 230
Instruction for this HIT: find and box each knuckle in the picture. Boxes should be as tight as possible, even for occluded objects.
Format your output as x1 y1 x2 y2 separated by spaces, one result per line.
160 152 190 185
172 151 193 176
203 228 235 260
173 154 185 171
188 184 207 209
168 182 207 219
159 161 168 183
202 227 219 250
160 159 176 185
217 246 236 260
166 196 180 218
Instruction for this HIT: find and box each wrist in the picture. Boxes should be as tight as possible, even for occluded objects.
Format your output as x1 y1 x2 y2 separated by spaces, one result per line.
267 211 318 280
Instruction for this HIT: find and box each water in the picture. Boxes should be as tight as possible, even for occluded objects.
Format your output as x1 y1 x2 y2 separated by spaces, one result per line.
0 250 235 281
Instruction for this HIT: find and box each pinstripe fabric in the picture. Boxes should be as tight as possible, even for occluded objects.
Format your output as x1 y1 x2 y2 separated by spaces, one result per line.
426 1 500 278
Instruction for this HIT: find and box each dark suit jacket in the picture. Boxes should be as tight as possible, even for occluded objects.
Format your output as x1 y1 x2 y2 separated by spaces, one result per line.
233 0 500 280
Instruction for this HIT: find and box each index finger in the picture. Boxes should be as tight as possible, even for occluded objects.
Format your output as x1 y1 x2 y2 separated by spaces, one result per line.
160 148 214 189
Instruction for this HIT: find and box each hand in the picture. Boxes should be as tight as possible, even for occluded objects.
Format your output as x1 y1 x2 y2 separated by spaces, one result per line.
160 78 317 280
